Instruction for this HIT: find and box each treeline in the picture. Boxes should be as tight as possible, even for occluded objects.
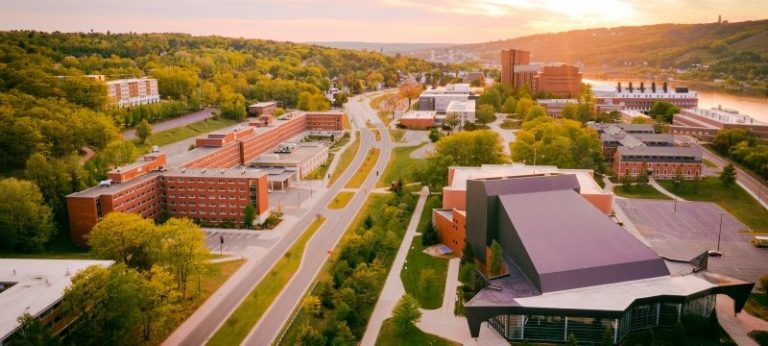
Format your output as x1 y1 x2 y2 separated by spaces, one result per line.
0 30 439 251
286 189 416 345
712 128 768 180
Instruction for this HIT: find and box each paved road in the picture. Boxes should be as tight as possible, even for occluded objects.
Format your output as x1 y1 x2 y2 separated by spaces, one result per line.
242 91 395 345
691 138 768 210
162 92 388 346
122 107 217 140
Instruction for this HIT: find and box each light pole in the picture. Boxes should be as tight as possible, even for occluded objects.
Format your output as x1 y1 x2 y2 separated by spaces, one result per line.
717 213 723 253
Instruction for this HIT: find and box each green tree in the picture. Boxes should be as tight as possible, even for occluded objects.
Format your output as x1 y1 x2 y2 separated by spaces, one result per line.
561 103 578 120
13 313 59 346
152 67 199 100
88 212 158 271
759 273 768 296
243 204 256 228
136 119 152 144
477 88 502 111
157 218 209 297
421 224 439 246
501 96 517 114
514 97 534 117
524 105 547 122
392 294 422 331
567 333 578 346
649 101 680 123
137 266 178 341
720 164 737 186
302 295 323 317
428 128 441 143
298 325 326 346
476 104 496 125
489 240 503 277
0 178 54 252
444 113 460 132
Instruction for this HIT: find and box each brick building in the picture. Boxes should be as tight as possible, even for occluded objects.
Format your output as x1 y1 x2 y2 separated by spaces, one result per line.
399 110 437 129
594 83 698 112
87 76 160 108
247 101 278 117
536 99 577 118
500 49 531 86
590 123 673 160
67 111 346 245
613 146 702 180
432 164 612 255
500 50 582 97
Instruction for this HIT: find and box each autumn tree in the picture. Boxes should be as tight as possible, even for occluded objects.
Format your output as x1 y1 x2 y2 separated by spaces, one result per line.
476 104 496 125
136 119 153 144
510 116 602 171
157 218 209 297
152 67 199 100
14 313 58 346
501 96 517 115
392 294 422 331
398 80 423 109
477 88 502 111
0 178 54 252
524 105 547 122
514 97 534 117
88 212 158 271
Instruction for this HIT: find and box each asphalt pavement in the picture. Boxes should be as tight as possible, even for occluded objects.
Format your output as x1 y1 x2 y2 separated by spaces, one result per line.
122 107 217 140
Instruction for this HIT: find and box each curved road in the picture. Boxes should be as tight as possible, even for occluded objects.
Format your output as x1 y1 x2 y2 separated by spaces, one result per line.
163 92 391 346
122 107 217 140
241 91 394 345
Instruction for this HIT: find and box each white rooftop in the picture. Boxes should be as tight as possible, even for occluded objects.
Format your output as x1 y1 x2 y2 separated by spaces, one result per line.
421 83 472 95
599 91 698 99
106 77 156 84
687 107 766 125
401 110 437 120
0 259 114 341
445 100 476 113
537 99 578 105
448 164 604 195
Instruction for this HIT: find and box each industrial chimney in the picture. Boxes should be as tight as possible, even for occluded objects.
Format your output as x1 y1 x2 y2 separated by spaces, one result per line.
628 82 634 93
651 81 656 93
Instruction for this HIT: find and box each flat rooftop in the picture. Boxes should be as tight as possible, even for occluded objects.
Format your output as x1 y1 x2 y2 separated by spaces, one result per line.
617 145 702 159
67 170 162 198
537 99 578 105
249 101 277 108
684 108 767 125
401 111 437 120
445 100 476 113
0 259 114 341
250 143 327 165
164 167 266 179
448 164 604 195
599 90 698 98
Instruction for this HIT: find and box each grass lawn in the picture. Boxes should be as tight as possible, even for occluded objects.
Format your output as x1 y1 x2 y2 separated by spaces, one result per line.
613 184 671 199
375 317 460 346
376 145 424 188
330 134 351 151
389 129 405 142
344 148 380 188
370 92 398 126
304 153 335 180
328 135 360 187
328 191 355 209
207 216 326 346
658 177 768 232
137 117 239 150
703 159 719 168
0 233 96 259
371 128 382 141
745 292 768 322
401 235 449 309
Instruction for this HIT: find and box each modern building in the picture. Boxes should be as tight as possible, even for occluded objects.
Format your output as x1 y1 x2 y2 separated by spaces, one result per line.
671 107 768 140
462 175 753 344
594 82 698 112
399 110 437 129
614 146 703 180
250 143 329 180
500 50 582 97
417 84 472 114
536 99 577 118
445 100 476 126
86 76 160 108
432 164 612 255
0 259 114 344
66 111 346 245
247 101 278 117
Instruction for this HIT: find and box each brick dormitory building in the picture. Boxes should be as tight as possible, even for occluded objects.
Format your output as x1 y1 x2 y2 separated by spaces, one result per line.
67 111 346 246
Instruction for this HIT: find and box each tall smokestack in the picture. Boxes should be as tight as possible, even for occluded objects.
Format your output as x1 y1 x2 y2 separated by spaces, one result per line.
628 82 634 93
663 82 668 93
617 82 622 92
640 81 645 93
651 81 656 93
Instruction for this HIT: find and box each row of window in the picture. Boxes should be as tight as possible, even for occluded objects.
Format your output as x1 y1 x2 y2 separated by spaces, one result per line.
167 185 245 192
165 193 245 200
169 201 247 208
164 177 248 184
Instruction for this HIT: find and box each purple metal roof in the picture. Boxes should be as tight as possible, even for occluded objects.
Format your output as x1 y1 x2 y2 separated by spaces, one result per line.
499 189 670 293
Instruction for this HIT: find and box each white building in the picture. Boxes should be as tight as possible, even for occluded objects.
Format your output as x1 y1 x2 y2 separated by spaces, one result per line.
418 83 472 114
91 76 160 108
0 259 114 344
445 99 476 126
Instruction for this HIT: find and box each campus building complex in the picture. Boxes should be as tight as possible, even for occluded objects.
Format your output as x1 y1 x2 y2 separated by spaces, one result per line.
536 99 578 118
66 111 346 246
500 49 582 98
417 83 473 114
462 175 754 344
671 107 768 140
86 75 160 108
594 82 698 112
0 259 114 344
432 164 612 255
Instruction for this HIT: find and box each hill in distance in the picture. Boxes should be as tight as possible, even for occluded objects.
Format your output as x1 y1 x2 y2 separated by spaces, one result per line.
405 19 768 72
310 41 455 54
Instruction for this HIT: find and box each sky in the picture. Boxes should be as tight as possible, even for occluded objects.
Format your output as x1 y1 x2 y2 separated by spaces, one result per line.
1 0 766 44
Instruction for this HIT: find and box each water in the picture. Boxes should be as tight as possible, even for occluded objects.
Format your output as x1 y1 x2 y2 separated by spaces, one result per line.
584 79 768 123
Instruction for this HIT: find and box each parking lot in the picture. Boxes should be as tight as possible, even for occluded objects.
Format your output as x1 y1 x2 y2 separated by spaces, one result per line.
616 198 768 282
203 229 278 257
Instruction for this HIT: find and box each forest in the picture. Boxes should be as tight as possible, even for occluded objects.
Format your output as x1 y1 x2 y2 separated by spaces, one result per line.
0 30 437 252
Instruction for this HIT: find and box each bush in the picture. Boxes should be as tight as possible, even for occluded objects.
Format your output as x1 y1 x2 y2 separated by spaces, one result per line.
421 224 439 246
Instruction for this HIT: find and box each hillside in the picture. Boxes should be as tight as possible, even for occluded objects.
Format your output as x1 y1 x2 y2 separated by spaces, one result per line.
407 20 768 74
310 41 455 54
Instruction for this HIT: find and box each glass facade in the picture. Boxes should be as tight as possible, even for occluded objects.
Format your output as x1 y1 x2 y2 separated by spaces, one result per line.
489 295 715 344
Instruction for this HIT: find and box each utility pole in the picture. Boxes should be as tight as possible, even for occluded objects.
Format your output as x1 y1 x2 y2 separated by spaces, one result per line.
717 214 723 253
219 235 224 256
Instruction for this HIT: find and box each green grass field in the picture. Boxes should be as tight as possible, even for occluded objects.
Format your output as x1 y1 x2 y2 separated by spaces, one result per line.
745 293 768 323
658 177 768 232
328 191 355 209
703 159 718 168
389 129 406 142
401 235 449 309
376 145 424 188
328 135 360 187
138 117 239 149
344 148 380 188
207 217 326 346
375 317 460 346
304 153 335 180
613 184 671 200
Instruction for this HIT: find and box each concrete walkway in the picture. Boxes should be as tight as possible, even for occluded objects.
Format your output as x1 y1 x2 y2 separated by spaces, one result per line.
360 186 429 346
716 295 768 346
649 178 686 201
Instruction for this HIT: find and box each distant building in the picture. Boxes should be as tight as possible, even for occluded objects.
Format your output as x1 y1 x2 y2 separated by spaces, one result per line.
671 107 768 140
614 146 702 180
86 75 160 108
536 99 577 118
500 50 582 97
399 110 437 129
500 49 532 87
417 83 472 114
250 142 329 181
595 82 698 112
247 101 278 117
462 71 484 84
0 259 114 344
445 100 476 126
462 175 753 344
590 123 672 159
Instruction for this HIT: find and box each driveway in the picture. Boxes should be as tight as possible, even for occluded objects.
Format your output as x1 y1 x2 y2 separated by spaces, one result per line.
122 107 217 140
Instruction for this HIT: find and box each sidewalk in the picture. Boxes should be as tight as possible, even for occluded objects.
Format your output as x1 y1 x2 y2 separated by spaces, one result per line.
716 295 768 346
360 186 429 346
649 178 686 201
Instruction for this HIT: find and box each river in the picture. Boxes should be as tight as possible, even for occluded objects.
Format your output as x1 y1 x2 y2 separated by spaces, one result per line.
584 79 768 123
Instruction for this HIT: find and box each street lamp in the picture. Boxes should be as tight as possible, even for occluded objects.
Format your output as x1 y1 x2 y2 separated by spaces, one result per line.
717 213 723 253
